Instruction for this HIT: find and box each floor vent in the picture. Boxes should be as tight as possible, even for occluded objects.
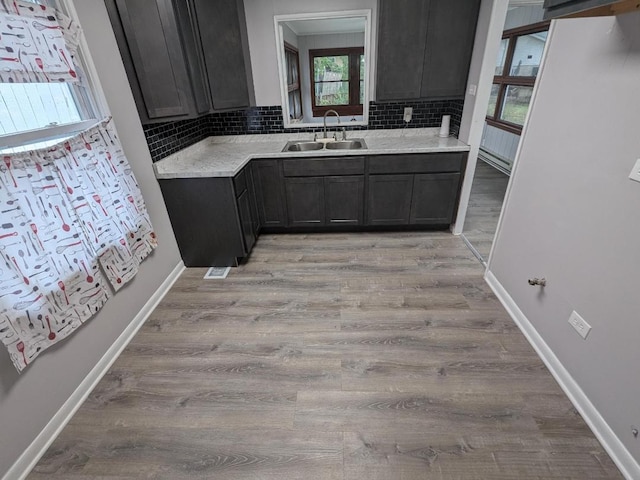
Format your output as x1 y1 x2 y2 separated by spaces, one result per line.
203 266 231 279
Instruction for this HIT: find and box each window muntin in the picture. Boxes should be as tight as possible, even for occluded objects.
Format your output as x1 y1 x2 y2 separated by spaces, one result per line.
486 22 549 134
487 83 499 117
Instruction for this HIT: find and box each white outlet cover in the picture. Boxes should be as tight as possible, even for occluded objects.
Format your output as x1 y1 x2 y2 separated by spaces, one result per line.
467 84 477 96
568 310 592 339
403 107 413 123
629 158 640 183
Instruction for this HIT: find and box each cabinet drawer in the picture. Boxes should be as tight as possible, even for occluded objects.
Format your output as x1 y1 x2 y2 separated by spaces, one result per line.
283 157 365 177
368 153 464 174
233 168 247 196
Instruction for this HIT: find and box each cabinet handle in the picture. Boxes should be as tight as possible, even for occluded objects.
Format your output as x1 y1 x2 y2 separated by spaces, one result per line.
528 277 546 287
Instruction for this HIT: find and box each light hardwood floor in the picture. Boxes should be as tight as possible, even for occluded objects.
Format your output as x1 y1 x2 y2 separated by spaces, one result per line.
463 160 510 261
29 232 623 479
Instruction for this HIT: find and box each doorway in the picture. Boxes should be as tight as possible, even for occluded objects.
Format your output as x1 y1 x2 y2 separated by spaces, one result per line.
462 2 548 264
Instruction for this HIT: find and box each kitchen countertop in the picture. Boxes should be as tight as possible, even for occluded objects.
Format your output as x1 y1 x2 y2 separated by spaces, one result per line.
153 128 470 179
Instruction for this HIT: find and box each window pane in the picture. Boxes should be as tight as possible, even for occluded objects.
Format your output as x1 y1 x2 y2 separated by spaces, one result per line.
509 31 548 77
495 38 508 75
314 55 348 82
487 84 499 117
500 85 533 125
315 81 349 106
0 84 83 136
285 50 299 86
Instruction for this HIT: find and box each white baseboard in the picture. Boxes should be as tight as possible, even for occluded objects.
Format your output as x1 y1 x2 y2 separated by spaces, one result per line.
485 270 640 480
2 261 186 480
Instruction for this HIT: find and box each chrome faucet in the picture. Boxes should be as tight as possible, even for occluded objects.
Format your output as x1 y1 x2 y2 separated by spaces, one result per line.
323 109 346 140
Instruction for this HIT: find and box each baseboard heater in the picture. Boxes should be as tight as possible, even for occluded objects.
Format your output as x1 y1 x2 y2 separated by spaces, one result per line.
478 147 512 176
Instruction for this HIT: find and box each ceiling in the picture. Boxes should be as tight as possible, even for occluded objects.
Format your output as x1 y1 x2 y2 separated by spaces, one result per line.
284 17 366 36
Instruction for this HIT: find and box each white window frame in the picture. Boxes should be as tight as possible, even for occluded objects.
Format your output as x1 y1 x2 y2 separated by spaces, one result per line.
0 0 106 150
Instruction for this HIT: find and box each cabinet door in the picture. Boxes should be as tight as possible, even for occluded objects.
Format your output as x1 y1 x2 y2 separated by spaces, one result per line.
159 178 244 267
192 0 250 110
366 174 414 225
410 173 461 225
237 189 256 253
113 0 194 119
376 0 430 101
421 0 481 98
252 160 287 227
285 177 325 227
174 0 210 115
246 167 261 236
325 176 364 226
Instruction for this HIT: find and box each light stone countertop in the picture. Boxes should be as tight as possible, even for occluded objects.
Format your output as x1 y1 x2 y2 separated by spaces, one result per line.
153 128 470 179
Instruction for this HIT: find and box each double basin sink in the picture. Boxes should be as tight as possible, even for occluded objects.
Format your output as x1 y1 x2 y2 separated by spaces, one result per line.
282 138 367 152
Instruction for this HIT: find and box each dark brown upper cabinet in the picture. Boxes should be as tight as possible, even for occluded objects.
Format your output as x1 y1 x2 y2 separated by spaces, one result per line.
191 0 252 110
105 0 253 124
376 0 481 101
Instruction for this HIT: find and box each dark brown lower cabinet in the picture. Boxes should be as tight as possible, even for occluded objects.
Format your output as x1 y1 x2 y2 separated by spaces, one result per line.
367 172 462 227
159 177 246 267
159 152 466 266
410 173 461 225
236 189 256 253
252 159 287 227
284 175 365 227
285 177 325 227
325 175 364 226
366 174 414 225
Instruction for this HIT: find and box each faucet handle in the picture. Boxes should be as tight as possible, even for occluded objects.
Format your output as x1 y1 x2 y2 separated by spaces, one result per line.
341 127 347 141
313 132 318 141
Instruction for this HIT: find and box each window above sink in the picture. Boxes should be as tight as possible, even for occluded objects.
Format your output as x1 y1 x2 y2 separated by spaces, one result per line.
274 10 372 130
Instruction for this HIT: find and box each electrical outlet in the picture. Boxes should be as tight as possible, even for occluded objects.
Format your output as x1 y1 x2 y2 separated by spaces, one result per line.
403 107 413 123
629 158 640 183
467 84 477 96
568 310 592 339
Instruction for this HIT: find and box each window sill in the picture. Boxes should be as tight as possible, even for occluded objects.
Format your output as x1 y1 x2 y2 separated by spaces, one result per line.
485 118 523 136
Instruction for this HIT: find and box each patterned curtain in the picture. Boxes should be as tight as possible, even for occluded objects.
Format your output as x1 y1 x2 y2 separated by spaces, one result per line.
0 0 81 83
0 118 157 372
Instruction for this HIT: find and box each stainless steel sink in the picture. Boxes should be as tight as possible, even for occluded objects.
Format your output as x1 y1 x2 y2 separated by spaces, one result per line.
282 141 324 152
282 138 367 152
324 139 367 150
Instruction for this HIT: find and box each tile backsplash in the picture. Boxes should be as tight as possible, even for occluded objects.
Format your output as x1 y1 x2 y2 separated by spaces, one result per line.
144 100 464 162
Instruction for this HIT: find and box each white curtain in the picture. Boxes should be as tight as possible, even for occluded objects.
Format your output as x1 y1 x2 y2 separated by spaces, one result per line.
0 0 81 83
0 118 157 372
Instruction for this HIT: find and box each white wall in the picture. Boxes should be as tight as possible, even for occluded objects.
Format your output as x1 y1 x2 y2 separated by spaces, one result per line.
243 0 377 107
488 12 640 473
298 32 365 123
282 23 298 48
0 0 182 476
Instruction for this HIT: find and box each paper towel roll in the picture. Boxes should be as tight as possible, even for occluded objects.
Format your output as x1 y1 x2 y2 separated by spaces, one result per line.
438 115 451 138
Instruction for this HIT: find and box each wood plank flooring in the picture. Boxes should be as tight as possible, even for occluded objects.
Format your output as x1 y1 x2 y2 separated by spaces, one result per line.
463 160 510 261
28 232 623 479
